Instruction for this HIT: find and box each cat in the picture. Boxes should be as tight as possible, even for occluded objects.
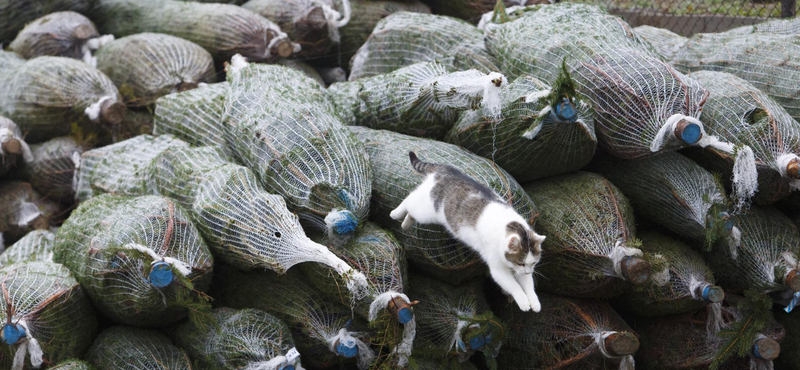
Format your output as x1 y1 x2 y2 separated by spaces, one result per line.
390 152 545 312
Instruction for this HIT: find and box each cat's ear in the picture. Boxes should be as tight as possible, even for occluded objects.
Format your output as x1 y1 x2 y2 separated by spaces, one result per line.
529 230 546 244
507 235 521 251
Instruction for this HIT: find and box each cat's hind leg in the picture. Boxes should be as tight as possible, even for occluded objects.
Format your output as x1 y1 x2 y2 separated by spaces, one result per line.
516 273 541 312
401 214 416 230
490 266 531 311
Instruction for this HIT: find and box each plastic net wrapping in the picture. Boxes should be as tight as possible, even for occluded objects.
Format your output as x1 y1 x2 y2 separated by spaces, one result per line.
444 72 596 182
589 152 735 250
0 116 31 178
0 0 91 44
0 229 56 267
94 33 216 107
50 360 92 370
351 126 537 283
685 71 800 205
425 0 537 24
214 266 375 370
8 11 101 60
672 33 800 122
91 0 298 62
21 137 84 202
0 56 126 144
0 181 58 243
223 60 372 245
74 134 188 202
172 307 303 370
724 17 800 36
616 231 723 317
278 60 327 87
242 0 349 57
339 0 430 63
348 12 500 81
409 275 503 364
86 326 191 370
53 194 214 327
496 293 638 370
632 25 688 61
330 61 507 139
153 82 229 152
0 261 98 370
0 51 25 76
524 172 649 298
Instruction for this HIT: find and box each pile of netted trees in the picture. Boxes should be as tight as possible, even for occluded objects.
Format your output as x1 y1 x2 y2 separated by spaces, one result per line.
2 1 800 369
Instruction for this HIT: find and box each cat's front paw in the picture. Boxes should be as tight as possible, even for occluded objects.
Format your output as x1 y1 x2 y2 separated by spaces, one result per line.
515 297 531 312
530 297 541 313
389 207 405 220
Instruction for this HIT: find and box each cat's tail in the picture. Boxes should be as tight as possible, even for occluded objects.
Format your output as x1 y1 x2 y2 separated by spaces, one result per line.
409 151 436 174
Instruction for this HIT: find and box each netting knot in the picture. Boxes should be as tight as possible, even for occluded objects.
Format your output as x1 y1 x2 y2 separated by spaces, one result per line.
326 328 374 370
10 320 42 370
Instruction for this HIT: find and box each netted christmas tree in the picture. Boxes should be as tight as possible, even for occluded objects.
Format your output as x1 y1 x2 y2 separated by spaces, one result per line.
589 152 736 250
0 181 59 243
0 116 32 178
774 304 800 369
524 172 651 298
685 71 800 205
425 0 539 24
91 0 299 62
338 0 430 64
50 359 93 370
277 60 327 87
172 307 304 370
496 293 638 370
53 194 214 327
94 33 216 107
86 326 191 370
723 17 800 36
351 126 538 283
329 61 507 139
0 0 92 44
409 275 503 368
153 82 229 152
633 25 687 61
20 137 84 202
0 261 98 370
223 58 372 247
0 56 126 144
348 12 499 80
214 265 375 370
616 231 724 318
0 229 56 267
8 11 107 61
242 0 350 58
444 68 596 182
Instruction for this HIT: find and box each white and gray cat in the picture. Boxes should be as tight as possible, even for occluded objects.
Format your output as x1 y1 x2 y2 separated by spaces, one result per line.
390 152 545 312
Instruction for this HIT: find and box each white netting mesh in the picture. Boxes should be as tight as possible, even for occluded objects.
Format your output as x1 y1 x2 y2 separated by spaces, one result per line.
0 182 54 243
94 33 216 107
0 0 92 45
525 171 646 298
223 60 372 244
172 307 302 370
0 56 124 143
348 11 499 80
0 229 56 267
0 51 25 77
720 17 800 36
91 0 298 62
22 137 83 202
633 25 688 61
0 116 31 177
86 326 191 370
339 0 430 63
0 261 98 369
153 82 229 152
8 11 99 60
53 194 214 327
350 126 537 283
50 359 92 370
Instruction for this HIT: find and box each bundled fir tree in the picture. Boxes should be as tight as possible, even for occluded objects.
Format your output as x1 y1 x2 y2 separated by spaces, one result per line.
0 0 92 44
19 137 84 202
0 116 32 178
153 82 229 152
8 11 108 61
0 229 56 266
50 360 93 370
425 0 539 23
86 327 192 370
633 25 687 60
338 0 430 63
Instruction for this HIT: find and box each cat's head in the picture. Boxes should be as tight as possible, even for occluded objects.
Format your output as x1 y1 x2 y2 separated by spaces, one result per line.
504 222 545 275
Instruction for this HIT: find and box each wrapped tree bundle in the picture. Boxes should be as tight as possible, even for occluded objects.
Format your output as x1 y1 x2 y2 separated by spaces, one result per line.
242 0 350 58
0 56 126 143
485 4 758 203
224 59 372 246
496 293 638 370
348 12 500 80
616 231 724 317
0 51 25 75
0 116 32 178
444 70 596 182
723 17 800 36
633 25 687 61
19 137 84 201
524 172 651 298
278 60 327 87
0 229 56 266
685 71 800 205
91 0 299 62
0 0 92 44
53 194 214 327
0 181 58 243
87 326 191 370
330 61 506 139
774 306 800 369
339 0 430 63
172 307 304 370
589 152 736 249
94 33 216 107
50 360 93 370
409 276 503 365
424 0 540 23
74 134 188 202
215 266 375 370
351 126 538 283
153 82 229 151
8 11 108 61
0 261 98 370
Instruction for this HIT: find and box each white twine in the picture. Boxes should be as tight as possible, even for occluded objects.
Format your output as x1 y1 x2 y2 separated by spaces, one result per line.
125 243 192 276
81 34 114 67
228 54 249 76
688 276 708 300
480 72 506 118
593 331 635 370
16 202 41 227
607 241 643 277
71 151 82 194
243 348 304 370
11 320 43 370
367 291 416 367
726 226 742 260
448 319 470 353
522 105 551 140
0 128 33 163
707 302 723 337
776 153 800 191
326 328 374 370
84 96 113 122
313 0 350 43
523 88 551 103
780 252 798 277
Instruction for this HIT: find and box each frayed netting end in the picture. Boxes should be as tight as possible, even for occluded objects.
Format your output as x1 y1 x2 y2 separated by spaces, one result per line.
84 96 113 121
11 320 42 370
315 0 350 43
367 292 416 367
326 328 375 370
325 209 358 236
227 54 249 76
607 241 643 277
481 72 507 118
124 243 192 276
593 331 636 370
